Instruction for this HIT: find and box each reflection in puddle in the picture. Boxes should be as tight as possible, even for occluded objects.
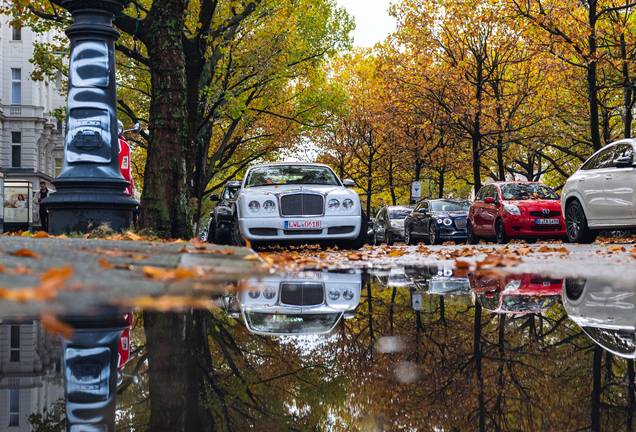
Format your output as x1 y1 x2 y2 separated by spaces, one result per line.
8 265 636 430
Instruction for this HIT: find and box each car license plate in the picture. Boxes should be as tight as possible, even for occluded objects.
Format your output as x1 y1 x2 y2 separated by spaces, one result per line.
536 219 559 225
285 220 321 229
286 271 322 279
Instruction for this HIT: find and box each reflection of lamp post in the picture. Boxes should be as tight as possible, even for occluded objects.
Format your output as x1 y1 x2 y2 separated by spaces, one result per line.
0 168 4 233
42 0 138 234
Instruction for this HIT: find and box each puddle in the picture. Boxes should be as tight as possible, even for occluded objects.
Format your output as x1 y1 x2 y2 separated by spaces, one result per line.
7 264 636 431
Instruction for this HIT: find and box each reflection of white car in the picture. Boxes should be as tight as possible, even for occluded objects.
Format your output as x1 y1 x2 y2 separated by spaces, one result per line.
427 267 470 296
229 270 362 336
562 278 636 358
374 267 415 288
231 163 365 248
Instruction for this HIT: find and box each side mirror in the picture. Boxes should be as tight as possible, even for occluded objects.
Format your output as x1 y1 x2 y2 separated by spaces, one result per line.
615 156 634 168
210 194 220 201
418 208 427 214
484 197 496 204
343 179 355 187
343 312 356 320
122 122 142 135
209 211 214 217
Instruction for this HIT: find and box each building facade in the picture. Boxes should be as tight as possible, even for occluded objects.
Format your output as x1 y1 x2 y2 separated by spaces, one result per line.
0 15 66 223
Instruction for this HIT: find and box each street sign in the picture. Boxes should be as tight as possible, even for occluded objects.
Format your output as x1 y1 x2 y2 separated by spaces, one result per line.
411 181 422 200
412 292 422 311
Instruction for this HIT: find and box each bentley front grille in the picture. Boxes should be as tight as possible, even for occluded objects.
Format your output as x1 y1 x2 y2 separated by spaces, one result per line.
280 283 324 306
280 193 324 216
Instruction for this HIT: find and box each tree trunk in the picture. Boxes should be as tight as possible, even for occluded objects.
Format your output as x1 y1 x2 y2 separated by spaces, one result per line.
139 0 190 238
472 61 484 192
621 33 633 139
587 3 602 152
629 360 635 431
438 169 445 199
474 302 485 432
592 344 602 432
389 157 397 205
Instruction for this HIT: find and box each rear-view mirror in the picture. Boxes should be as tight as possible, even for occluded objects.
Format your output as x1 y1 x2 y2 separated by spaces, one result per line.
210 194 219 201
484 197 496 204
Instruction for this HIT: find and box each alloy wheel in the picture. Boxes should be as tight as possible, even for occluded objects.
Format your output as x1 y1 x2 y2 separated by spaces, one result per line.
566 205 580 240
429 225 437 245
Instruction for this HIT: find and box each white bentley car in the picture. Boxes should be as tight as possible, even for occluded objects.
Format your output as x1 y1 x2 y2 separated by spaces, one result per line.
231 163 366 248
222 270 362 336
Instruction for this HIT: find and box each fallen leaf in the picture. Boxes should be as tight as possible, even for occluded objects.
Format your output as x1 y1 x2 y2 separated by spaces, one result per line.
56 234 68 239
608 245 626 252
515 247 532 255
11 266 31 275
128 254 149 260
21 231 31 237
32 231 49 238
190 238 206 250
83 233 91 239
347 253 364 261
243 254 260 260
454 259 471 269
388 250 406 257
40 313 73 339
141 266 201 281
99 259 114 269
171 239 186 244
12 249 41 258
126 231 142 241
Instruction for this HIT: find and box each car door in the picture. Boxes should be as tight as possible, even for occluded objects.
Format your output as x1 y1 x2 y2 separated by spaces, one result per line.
481 186 499 237
413 201 429 235
375 208 386 241
408 203 421 235
580 146 615 222
603 143 636 221
472 187 487 234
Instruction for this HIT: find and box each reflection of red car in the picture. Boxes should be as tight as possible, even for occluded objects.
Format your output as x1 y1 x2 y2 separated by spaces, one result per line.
467 181 566 244
469 273 563 314
118 313 133 369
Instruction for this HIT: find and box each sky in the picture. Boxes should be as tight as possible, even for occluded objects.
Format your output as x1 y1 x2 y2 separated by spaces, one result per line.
335 0 397 48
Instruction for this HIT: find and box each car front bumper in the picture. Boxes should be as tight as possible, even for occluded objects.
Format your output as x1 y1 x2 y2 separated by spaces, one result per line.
389 227 405 240
438 227 467 240
239 215 361 241
503 215 566 237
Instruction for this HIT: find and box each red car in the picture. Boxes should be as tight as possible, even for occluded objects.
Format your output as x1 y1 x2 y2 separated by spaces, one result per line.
469 273 563 314
467 181 566 244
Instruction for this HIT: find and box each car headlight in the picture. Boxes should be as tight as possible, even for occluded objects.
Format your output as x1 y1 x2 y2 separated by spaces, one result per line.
504 280 522 291
248 201 260 213
328 199 340 210
437 218 443 224
263 200 276 213
248 290 260 299
328 288 340 300
263 286 276 299
343 199 354 209
503 203 521 215
443 218 452 226
343 289 354 300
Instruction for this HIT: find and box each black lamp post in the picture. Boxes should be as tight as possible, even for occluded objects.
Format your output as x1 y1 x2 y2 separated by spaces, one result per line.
42 0 138 234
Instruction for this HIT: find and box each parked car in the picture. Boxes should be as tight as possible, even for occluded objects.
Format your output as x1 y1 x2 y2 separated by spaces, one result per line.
198 221 209 242
469 272 563 314
404 199 470 245
231 163 366 249
222 270 361 335
467 181 565 244
367 218 375 244
562 277 636 358
207 180 241 244
562 139 636 243
373 205 414 245
405 265 470 295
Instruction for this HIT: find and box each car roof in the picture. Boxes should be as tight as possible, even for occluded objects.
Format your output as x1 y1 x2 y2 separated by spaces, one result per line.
426 198 471 201
485 181 544 185
248 162 333 168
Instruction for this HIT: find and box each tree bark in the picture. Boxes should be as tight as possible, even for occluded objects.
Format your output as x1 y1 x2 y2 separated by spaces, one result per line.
587 2 602 152
139 0 190 238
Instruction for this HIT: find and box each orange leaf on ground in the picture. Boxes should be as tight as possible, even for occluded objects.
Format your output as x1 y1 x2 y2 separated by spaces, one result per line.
56 234 68 239
243 254 260 260
11 266 31 275
41 313 73 339
347 253 364 261
608 245 626 252
388 250 406 257
128 254 149 260
12 249 41 258
141 266 201 281
32 231 49 238
454 259 471 269
99 259 114 269
125 231 142 241
0 265 4 273
189 238 206 250
245 239 252 248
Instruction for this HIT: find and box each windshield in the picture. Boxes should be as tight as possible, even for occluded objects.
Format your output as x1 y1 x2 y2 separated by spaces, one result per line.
389 209 413 219
245 312 340 334
500 295 560 312
430 201 470 212
500 184 559 201
583 327 636 355
222 187 239 200
246 165 339 187
430 281 470 294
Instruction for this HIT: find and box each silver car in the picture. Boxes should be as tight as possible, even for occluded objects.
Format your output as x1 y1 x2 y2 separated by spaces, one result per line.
373 205 414 245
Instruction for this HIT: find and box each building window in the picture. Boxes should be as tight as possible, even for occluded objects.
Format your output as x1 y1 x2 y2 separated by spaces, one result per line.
11 69 21 105
10 326 20 362
55 158 63 178
11 133 21 168
57 120 63 131
11 23 21 41
9 389 19 426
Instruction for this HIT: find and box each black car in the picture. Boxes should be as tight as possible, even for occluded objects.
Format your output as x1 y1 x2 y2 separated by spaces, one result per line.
404 199 470 245
207 180 241 244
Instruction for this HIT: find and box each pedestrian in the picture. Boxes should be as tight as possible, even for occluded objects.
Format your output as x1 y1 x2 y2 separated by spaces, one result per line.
36 181 51 232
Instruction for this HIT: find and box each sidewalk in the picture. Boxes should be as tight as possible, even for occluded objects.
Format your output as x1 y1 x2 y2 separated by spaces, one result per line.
0 236 267 316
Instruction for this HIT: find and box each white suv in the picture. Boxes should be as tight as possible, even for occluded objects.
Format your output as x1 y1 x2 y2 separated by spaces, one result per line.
562 139 636 243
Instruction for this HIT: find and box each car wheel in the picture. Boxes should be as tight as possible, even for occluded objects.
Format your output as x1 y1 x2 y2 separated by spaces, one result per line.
466 221 478 244
405 225 415 245
231 213 245 247
565 278 587 301
337 210 367 250
565 200 596 244
200 227 208 243
428 224 438 245
495 218 508 244
386 231 394 246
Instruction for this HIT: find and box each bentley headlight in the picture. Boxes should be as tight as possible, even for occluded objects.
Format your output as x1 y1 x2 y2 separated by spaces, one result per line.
328 199 340 210
443 218 452 226
248 201 260 213
503 203 521 215
343 199 354 210
263 200 276 213
437 218 443 224
263 286 276 299
343 289 354 300
328 288 340 300
248 290 260 299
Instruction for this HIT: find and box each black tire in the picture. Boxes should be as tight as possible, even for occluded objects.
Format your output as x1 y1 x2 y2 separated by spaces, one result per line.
337 210 367 250
373 231 379 246
495 218 508 244
467 221 478 245
565 200 596 244
565 278 587 301
386 231 394 246
231 213 245 247
428 224 439 245
405 225 415 245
